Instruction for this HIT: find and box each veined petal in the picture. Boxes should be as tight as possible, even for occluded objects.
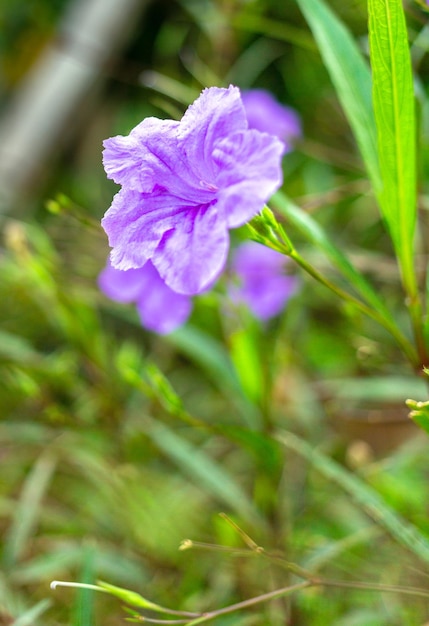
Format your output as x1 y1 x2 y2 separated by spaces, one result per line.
102 189 193 270
152 204 228 295
101 86 286 294
213 130 284 227
131 118 209 196
102 134 141 189
102 118 179 192
178 86 247 183
103 118 210 199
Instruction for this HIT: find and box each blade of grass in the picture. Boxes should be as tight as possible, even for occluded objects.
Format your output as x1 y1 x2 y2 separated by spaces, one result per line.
272 193 395 319
277 430 429 565
368 0 417 295
167 325 262 428
12 599 52 626
229 329 264 406
368 0 425 365
145 418 262 526
296 0 380 190
72 546 95 626
3 451 57 568
167 326 240 394
231 12 315 50
270 192 418 365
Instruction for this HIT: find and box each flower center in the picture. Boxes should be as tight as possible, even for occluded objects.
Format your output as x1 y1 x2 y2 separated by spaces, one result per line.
200 180 218 192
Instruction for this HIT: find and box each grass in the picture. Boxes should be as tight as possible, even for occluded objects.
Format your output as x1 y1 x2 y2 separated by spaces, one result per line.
1 0 429 624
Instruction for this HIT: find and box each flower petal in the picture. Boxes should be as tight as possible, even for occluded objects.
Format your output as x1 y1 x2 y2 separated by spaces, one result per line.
214 130 285 227
178 86 247 184
152 204 228 295
98 260 148 303
238 274 298 320
135 263 192 334
98 259 192 333
231 242 298 320
103 118 211 199
102 189 196 270
103 118 179 192
232 240 286 274
101 86 285 293
241 89 301 151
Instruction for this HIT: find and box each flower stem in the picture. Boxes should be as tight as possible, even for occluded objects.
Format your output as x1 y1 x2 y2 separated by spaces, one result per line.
181 575 429 625
52 573 429 625
184 582 312 625
407 292 428 371
288 248 419 367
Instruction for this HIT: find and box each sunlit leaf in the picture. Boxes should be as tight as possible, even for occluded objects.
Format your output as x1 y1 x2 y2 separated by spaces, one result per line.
368 0 417 294
296 0 380 189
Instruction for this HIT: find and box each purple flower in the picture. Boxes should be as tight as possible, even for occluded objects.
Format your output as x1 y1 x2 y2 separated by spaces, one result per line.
230 242 298 320
101 86 284 296
98 259 192 334
241 89 301 152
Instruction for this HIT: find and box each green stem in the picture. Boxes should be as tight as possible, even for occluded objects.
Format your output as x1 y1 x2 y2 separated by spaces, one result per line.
185 582 312 626
407 292 428 370
52 573 429 626
319 577 429 600
288 248 419 367
180 575 429 625
250 202 419 368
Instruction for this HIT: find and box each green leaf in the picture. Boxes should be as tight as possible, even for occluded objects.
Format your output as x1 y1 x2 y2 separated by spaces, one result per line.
271 193 394 318
277 430 429 565
13 599 52 626
271 192 418 364
167 326 240 394
232 11 315 50
73 547 96 626
0 330 40 364
296 0 380 189
368 0 417 294
146 418 261 525
3 451 57 568
230 329 263 405
167 325 262 428
320 375 428 403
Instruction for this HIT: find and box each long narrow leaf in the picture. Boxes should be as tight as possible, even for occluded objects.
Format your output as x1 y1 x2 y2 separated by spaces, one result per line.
271 192 395 319
296 0 380 190
13 599 52 626
167 325 262 428
368 0 417 294
271 192 417 363
277 430 429 565
3 452 57 568
146 418 261 525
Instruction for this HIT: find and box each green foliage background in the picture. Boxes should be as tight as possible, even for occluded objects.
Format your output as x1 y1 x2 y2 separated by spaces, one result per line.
2 1 429 624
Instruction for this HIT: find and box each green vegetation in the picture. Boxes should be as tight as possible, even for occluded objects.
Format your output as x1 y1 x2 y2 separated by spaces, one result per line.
2 1 429 624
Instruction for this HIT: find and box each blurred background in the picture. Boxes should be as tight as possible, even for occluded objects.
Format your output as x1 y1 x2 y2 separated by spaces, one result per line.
1 1 429 624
